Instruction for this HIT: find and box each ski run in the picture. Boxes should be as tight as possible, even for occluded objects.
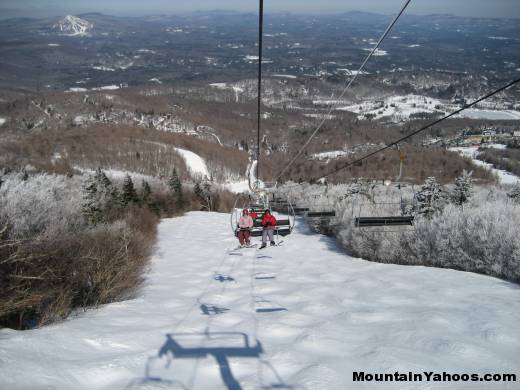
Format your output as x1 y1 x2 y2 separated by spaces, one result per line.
0 212 519 390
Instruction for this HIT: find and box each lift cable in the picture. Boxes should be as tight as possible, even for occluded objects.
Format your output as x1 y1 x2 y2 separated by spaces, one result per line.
256 0 264 188
274 0 413 183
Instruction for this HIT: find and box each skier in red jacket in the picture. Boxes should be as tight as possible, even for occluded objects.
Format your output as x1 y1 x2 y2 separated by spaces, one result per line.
260 209 277 249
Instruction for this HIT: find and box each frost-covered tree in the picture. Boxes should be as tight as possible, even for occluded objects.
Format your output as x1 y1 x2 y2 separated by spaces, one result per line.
82 176 102 225
81 168 117 225
416 176 445 218
168 169 183 209
121 175 139 206
451 170 473 207
194 179 216 211
507 183 520 204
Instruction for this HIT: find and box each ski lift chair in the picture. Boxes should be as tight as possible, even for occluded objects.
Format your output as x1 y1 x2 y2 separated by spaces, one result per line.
352 181 416 232
230 195 296 238
306 193 336 218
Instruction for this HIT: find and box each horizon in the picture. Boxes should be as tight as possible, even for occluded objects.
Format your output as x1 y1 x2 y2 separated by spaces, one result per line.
1 8 520 21
0 0 519 20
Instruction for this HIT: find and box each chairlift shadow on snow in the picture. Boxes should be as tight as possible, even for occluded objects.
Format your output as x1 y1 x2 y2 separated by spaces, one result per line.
214 274 236 283
253 296 288 314
126 332 292 390
200 303 230 315
255 274 276 280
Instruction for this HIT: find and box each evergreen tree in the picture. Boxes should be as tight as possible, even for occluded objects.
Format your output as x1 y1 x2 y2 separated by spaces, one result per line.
140 179 160 214
416 176 445 218
141 180 152 204
20 168 28 181
81 168 118 225
81 174 102 225
121 175 139 206
507 183 520 204
168 169 183 209
194 179 214 211
451 170 473 207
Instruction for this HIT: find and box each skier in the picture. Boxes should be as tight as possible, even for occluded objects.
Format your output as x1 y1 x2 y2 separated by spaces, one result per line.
237 209 254 247
259 209 277 249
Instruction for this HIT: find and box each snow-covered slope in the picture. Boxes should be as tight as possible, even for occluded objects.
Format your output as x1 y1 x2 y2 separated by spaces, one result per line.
174 147 209 179
0 213 519 389
53 15 93 36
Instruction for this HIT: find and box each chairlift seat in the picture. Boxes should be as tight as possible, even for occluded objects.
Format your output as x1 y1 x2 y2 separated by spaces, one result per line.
355 216 414 227
237 219 292 237
253 219 290 228
307 211 336 218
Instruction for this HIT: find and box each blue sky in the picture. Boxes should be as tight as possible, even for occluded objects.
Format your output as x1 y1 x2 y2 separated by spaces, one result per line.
1 0 519 18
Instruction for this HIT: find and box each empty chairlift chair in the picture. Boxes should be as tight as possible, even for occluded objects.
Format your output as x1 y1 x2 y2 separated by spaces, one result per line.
305 194 336 218
352 182 416 232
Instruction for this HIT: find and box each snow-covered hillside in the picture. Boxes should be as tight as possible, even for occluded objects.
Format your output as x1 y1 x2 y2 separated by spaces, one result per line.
0 212 518 390
337 94 445 122
174 147 209 179
53 15 93 36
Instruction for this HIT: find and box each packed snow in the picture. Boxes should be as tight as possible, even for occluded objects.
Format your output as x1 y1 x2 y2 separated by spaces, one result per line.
174 148 209 179
449 146 520 184
53 15 93 36
0 212 519 389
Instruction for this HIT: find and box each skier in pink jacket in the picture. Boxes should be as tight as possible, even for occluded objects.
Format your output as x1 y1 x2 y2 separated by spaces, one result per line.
237 209 254 247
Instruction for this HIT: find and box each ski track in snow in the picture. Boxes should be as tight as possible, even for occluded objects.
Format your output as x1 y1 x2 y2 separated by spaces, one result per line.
0 212 519 389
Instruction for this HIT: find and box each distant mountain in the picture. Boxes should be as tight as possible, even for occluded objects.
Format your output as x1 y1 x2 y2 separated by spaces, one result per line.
52 15 93 36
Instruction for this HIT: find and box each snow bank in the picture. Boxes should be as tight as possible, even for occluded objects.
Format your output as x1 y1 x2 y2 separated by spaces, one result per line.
174 148 209 178
0 212 518 389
